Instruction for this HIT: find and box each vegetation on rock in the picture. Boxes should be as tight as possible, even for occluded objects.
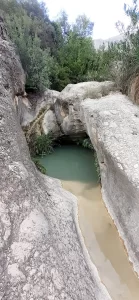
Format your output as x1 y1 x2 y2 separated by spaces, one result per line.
32 157 47 174
28 133 54 156
82 138 94 150
115 0 139 93
76 137 94 151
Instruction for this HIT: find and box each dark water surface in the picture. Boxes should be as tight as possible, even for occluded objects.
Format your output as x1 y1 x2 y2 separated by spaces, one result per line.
39 145 98 182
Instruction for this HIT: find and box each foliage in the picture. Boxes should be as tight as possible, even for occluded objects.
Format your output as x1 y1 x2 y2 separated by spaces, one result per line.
113 0 139 93
82 138 94 150
2 0 138 93
73 15 94 38
32 157 47 174
1 0 121 92
76 137 94 150
1 0 104 91
28 133 54 156
1 0 54 91
51 13 97 90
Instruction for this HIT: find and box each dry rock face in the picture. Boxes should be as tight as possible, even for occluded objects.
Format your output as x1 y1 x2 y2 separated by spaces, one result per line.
0 31 111 299
80 93 139 276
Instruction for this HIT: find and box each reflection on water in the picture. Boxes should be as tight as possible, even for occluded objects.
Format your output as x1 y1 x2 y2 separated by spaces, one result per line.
39 145 139 300
63 181 139 300
39 145 98 182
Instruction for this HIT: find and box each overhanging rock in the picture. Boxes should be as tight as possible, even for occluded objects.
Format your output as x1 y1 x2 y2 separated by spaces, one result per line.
80 93 139 276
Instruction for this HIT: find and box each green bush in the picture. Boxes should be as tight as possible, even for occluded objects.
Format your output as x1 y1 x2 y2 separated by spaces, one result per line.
28 133 54 156
76 137 94 150
113 0 139 93
82 138 94 150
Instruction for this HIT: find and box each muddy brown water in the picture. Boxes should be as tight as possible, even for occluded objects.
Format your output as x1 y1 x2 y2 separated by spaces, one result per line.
38 145 139 300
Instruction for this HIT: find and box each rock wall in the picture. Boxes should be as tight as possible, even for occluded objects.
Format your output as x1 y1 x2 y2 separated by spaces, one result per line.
80 93 139 276
22 81 116 139
0 28 111 299
54 81 115 137
128 75 139 105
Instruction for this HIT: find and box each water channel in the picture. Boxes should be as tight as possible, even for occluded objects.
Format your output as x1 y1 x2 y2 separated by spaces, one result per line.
38 144 139 300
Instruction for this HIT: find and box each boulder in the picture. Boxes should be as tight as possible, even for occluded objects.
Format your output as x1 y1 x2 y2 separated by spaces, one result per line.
42 109 61 137
16 89 60 127
61 81 115 99
0 31 111 300
22 81 116 139
53 81 116 137
16 96 35 126
80 92 139 276
35 89 60 115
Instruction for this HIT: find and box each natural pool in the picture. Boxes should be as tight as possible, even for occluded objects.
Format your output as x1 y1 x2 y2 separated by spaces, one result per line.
38 144 139 300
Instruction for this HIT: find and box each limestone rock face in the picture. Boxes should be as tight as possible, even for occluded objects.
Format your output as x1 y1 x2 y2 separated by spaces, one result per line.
0 40 25 97
0 32 111 299
30 81 115 138
54 81 116 137
80 93 139 276
42 109 60 136
35 89 60 115
61 81 115 99
16 96 35 126
21 81 116 138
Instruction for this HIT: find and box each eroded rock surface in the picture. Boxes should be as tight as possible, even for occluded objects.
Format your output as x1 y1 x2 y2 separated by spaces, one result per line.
18 89 60 127
0 30 111 299
128 75 139 105
23 81 116 138
80 93 139 276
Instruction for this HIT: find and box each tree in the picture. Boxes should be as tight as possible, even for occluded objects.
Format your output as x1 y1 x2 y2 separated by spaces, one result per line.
1 0 55 90
124 0 139 27
21 0 49 22
1 0 116 92
57 10 70 39
114 0 139 92
73 15 94 37
51 12 96 90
